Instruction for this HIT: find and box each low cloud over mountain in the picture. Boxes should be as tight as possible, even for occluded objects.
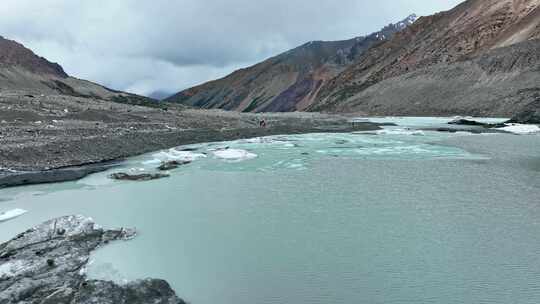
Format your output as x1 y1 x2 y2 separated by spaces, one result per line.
0 0 461 97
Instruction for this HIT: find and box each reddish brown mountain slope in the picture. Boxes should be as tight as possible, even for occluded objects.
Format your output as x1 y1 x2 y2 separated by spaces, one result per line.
310 0 540 113
166 15 418 112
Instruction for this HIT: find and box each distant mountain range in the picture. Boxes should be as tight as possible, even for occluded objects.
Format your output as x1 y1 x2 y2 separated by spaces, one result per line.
166 0 540 122
165 15 419 112
0 35 154 106
1 0 539 123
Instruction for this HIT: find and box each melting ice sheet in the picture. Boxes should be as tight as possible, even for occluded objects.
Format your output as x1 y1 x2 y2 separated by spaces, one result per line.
56 120 493 189
0 209 28 222
129 128 486 173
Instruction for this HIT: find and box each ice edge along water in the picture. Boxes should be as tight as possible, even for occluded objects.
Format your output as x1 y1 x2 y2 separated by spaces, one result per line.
0 208 28 223
496 124 540 135
143 149 208 165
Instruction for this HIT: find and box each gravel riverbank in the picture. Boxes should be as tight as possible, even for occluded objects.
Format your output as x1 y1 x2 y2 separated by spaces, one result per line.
0 92 380 187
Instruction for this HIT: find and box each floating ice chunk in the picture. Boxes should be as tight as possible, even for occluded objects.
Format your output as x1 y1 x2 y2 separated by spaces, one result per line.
242 137 269 144
0 208 27 222
145 149 207 165
287 163 306 170
376 128 425 136
497 124 540 135
240 137 287 145
213 149 257 161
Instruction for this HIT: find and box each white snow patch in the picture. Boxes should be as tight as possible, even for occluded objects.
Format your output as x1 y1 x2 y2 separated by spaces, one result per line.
213 149 257 161
0 209 27 222
497 124 540 135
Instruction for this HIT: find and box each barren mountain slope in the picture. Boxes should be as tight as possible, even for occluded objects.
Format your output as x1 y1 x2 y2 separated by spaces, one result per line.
0 36 153 105
166 15 418 112
310 0 540 113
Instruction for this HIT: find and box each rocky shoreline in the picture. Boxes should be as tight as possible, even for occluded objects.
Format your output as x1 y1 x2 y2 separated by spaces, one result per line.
0 161 121 188
0 215 185 304
0 123 379 188
0 92 380 188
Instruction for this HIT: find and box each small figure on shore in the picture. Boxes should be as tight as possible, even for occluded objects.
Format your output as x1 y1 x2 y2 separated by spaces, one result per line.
259 118 267 128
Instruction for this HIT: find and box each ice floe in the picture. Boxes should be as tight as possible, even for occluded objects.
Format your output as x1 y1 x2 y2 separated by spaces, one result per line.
143 149 207 165
213 149 257 161
376 128 425 136
496 124 540 135
0 208 28 222
240 137 277 144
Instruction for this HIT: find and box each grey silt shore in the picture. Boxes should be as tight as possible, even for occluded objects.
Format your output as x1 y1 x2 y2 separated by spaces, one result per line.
0 215 185 304
0 92 382 188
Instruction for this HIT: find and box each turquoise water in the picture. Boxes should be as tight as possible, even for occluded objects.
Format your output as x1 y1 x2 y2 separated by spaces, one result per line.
1 118 539 304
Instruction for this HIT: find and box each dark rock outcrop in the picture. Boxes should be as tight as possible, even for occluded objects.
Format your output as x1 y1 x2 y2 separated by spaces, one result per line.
449 119 488 126
0 215 185 304
158 160 191 171
109 172 170 181
509 98 540 124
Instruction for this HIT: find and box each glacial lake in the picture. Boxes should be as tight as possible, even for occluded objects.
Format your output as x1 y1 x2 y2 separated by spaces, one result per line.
1 117 540 304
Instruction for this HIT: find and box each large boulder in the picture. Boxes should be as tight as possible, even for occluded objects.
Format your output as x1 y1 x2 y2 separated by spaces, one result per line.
0 215 185 304
510 100 540 124
448 118 487 126
157 160 191 171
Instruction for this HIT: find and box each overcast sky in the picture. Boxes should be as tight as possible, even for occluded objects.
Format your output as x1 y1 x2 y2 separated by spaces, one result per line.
0 0 462 98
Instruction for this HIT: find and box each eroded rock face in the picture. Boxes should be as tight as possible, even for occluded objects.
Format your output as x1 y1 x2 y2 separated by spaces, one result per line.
0 215 185 304
310 0 540 114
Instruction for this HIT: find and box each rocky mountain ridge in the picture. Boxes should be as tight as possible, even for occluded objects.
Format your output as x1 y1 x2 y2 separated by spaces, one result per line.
0 36 67 77
0 36 154 107
166 0 540 123
165 15 418 112
308 0 540 116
